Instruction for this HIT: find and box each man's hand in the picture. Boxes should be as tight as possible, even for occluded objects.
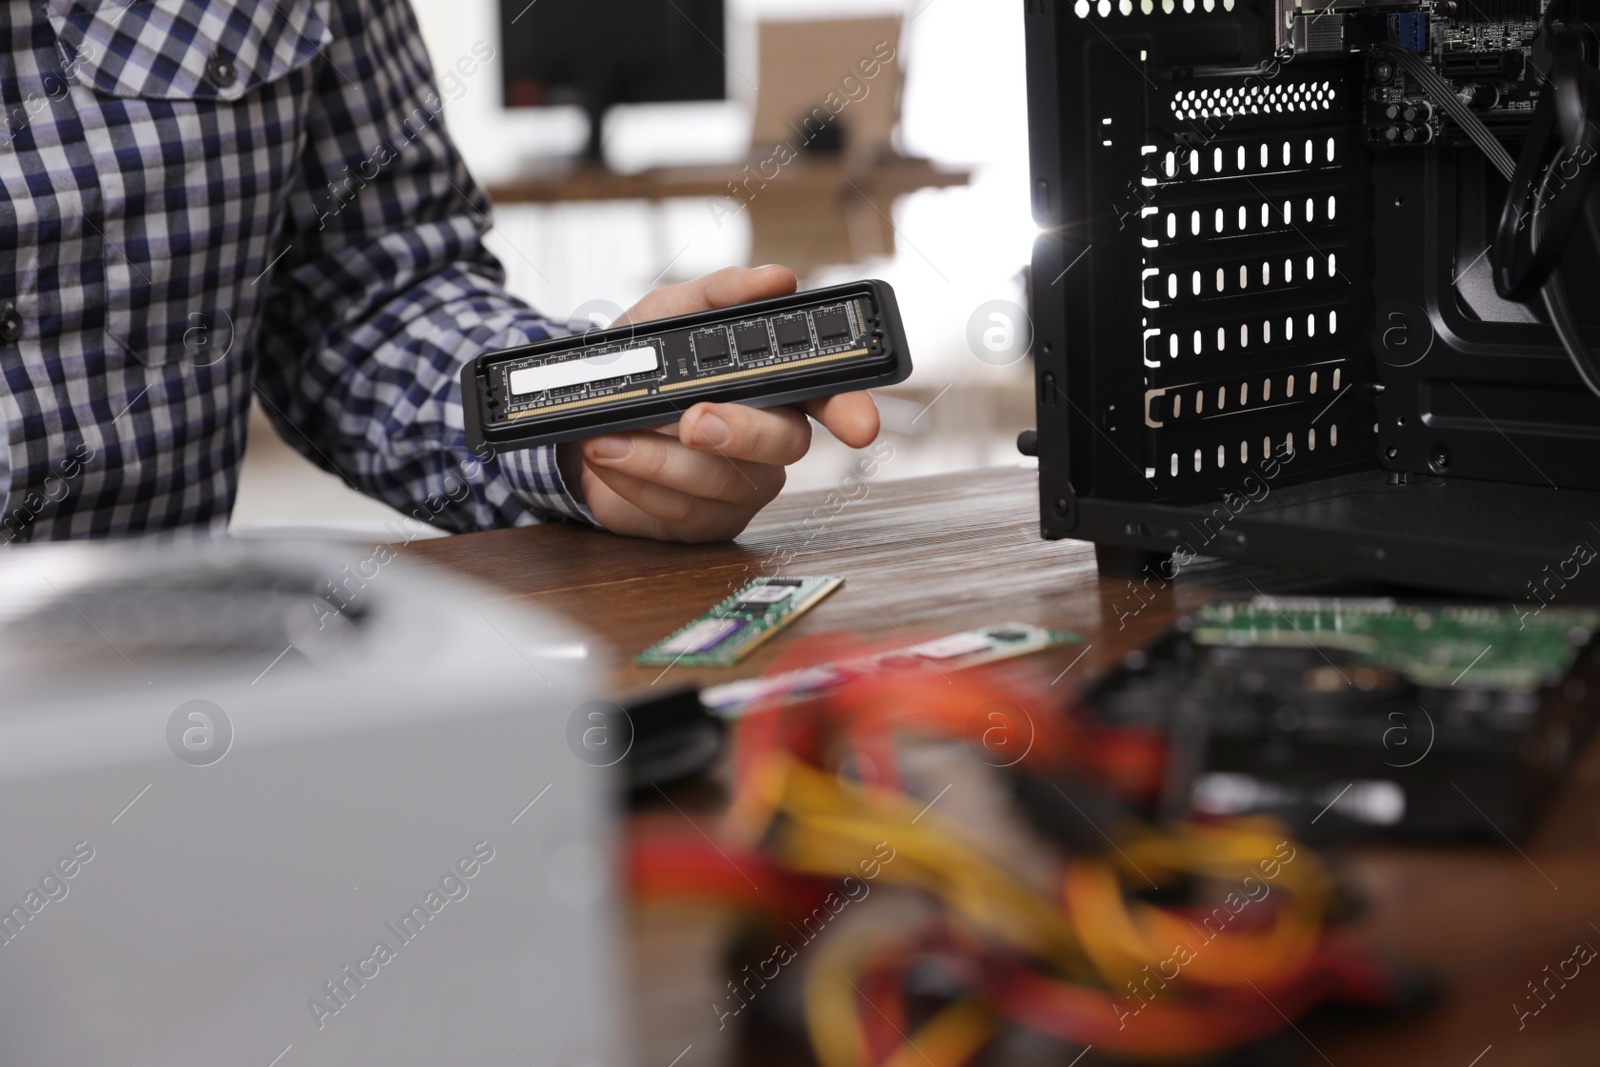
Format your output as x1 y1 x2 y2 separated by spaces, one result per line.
556 266 880 543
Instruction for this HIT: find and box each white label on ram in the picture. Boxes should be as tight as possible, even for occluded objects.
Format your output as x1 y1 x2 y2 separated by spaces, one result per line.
508 345 660 396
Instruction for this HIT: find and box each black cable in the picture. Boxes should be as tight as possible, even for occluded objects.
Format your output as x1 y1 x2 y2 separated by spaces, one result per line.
1390 48 1518 179
1532 155 1600 397
1490 63 1597 302
1414 13 1600 402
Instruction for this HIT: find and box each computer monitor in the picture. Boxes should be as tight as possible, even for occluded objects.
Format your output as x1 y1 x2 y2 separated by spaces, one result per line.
1022 0 1600 601
499 0 728 165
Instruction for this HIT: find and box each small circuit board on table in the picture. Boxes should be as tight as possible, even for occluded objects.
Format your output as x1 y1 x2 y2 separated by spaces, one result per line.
635 577 844 668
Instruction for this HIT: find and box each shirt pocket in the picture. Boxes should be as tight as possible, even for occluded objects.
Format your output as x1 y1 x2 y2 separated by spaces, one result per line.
51 0 329 368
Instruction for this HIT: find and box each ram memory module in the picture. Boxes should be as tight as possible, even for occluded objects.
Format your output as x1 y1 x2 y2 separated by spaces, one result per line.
463 280 911 452
699 622 1081 717
635 576 844 668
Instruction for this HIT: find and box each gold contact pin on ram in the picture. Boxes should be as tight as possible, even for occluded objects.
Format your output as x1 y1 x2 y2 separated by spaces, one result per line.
508 349 871 418
508 388 653 421
658 348 869 392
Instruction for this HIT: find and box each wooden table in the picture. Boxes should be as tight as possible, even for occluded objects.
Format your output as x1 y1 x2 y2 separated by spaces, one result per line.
406 466 1600 1066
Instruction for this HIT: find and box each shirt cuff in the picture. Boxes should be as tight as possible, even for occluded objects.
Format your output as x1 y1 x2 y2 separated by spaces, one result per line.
477 314 619 528
496 442 598 527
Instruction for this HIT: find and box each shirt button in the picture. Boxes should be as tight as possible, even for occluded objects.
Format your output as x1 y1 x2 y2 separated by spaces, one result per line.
0 308 22 343
206 55 237 89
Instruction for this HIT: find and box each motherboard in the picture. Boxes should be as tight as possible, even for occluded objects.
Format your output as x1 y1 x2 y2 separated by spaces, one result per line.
1275 0 1556 149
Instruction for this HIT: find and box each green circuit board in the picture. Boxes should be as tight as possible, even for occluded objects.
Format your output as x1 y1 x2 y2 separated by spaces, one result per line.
635 576 845 668
1190 597 1600 691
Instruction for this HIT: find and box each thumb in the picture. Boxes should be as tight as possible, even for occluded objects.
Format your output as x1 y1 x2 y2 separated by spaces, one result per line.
617 265 798 326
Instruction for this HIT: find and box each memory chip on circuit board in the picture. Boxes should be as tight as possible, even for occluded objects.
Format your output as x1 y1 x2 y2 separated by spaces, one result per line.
774 316 812 352
635 576 844 667
812 309 853 345
694 330 731 367
735 324 772 358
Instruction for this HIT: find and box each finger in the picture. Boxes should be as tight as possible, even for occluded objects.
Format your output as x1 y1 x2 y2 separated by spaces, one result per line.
681 401 813 466
801 391 881 449
583 462 759 542
582 428 782 505
578 472 673 541
696 264 798 308
617 265 798 326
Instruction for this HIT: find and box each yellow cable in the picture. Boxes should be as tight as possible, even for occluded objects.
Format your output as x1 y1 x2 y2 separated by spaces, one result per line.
880 1000 997 1067
762 757 1092 972
734 749 1336 1067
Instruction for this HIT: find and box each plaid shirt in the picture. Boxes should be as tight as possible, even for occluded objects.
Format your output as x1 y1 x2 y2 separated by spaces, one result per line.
0 0 589 542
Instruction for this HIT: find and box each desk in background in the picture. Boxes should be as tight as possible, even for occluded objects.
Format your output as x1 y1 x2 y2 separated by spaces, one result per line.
485 157 973 279
405 466 1600 1066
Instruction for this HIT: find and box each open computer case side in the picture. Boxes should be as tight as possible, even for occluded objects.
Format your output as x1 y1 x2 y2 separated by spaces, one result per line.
1023 0 1600 601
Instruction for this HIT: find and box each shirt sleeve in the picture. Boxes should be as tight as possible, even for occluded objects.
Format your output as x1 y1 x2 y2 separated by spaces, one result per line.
252 0 594 532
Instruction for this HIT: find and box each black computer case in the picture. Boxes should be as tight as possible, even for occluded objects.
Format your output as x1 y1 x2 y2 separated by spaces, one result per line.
1023 0 1600 601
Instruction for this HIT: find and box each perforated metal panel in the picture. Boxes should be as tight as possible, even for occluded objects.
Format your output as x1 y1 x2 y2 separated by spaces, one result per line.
1026 0 1376 526
1021 0 1600 596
